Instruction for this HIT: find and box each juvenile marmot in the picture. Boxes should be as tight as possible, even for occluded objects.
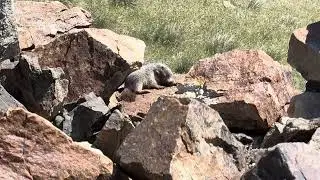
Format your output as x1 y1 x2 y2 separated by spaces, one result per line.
120 63 176 101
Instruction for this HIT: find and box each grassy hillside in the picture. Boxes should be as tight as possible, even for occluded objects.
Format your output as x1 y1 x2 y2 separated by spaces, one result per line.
35 0 320 88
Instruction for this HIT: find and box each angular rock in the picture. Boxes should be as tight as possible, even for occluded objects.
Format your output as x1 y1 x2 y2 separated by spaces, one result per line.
116 97 243 180
0 0 20 61
15 1 146 102
14 1 92 50
0 84 24 113
309 128 320 150
288 92 320 119
261 117 320 148
61 93 111 142
0 53 68 119
187 49 296 132
242 143 320 180
31 28 144 102
94 109 135 161
288 21 320 82
0 108 113 179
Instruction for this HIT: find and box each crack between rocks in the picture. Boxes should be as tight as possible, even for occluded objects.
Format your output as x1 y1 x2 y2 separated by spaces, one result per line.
180 124 195 154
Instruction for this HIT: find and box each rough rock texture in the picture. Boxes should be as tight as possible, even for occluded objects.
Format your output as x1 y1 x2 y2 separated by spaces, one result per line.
288 21 320 82
116 96 243 180
14 1 92 50
120 74 186 121
59 93 111 142
288 92 320 119
0 84 24 113
14 1 146 102
0 108 113 179
242 143 320 180
261 117 320 148
0 0 20 61
0 53 68 119
309 128 320 150
187 49 296 132
94 109 135 161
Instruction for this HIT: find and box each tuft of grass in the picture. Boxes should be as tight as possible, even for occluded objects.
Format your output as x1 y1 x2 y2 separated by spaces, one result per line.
32 0 320 89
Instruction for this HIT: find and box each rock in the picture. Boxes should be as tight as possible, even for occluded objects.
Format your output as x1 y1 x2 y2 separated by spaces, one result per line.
233 133 254 145
0 84 24 113
61 93 111 142
116 96 243 180
0 0 20 62
288 21 320 82
14 1 92 50
187 49 296 132
94 109 134 161
288 92 320 119
120 74 186 121
0 108 113 179
15 1 146 102
261 117 320 148
0 53 69 119
260 122 285 148
309 128 320 150
242 143 320 180
30 28 144 102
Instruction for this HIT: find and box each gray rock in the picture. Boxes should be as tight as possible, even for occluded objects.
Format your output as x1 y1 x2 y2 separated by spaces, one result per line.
0 0 20 62
288 92 320 119
62 93 111 142
116 96 243 180
261 117 320 148
288 21 320 82
309 128 320 150
0 53 68 119
94 109 134 161
0 84 24 113
242 143 320 180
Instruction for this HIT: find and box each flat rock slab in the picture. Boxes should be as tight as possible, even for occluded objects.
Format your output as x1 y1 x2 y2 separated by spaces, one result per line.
14 1 92 50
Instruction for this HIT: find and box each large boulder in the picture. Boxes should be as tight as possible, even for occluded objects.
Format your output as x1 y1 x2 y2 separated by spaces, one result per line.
187 49 296 132
0 53 69 120
0 0 20 62
288 21 320 82
288 92 320 119
242 143 320 180
0 108 113 179
14 1 146 102
116 96 243 179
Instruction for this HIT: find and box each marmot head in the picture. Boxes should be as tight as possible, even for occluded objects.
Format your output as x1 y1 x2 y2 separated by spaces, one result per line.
154 63 175 85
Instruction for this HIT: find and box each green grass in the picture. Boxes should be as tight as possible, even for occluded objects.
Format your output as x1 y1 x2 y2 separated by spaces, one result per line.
34 0 319 89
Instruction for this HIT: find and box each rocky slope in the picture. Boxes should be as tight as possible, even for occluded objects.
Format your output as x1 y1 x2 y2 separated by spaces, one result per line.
0 1 320 179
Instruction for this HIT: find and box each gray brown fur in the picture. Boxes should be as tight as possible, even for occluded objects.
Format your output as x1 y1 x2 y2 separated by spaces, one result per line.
124 63 176 93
